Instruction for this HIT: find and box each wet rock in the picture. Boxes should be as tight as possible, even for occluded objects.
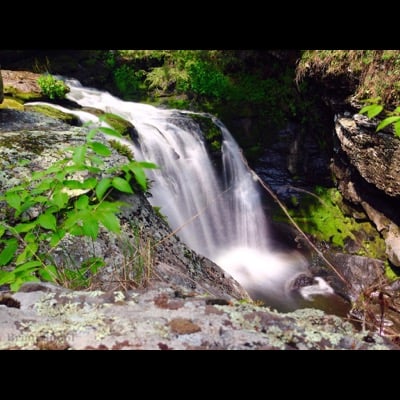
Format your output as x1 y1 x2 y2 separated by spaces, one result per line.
323 253 386 302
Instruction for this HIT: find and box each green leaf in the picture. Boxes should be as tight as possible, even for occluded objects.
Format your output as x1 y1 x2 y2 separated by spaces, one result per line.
89 141 112 156
49 229 66 247
395 121 400 138
14 221 37 233
52 191 69 210
395 106 400 113
32 195 49 204
76 195 89 210
5 192 21 209
72 145 87 165
14 261 42 273
95 178 112 200
96 200 124 213
63 180 83 190
63 209 90 230
38 265 58 282
33 177 54 192
88 155 104 168
0 224 5 239
0 239 18 266
16 242 38 265
137 161 159 169
97 212 121 233
0 270 15 286
69 225 84 236
128 164 147 190
81 177 97 190
87 128 97 141
31 170 46 180
376 116 400 132
38 213 57 231
112 176 134 194
24 232 37 243
359 104 383 119
82 217 99 239
98 127 122 138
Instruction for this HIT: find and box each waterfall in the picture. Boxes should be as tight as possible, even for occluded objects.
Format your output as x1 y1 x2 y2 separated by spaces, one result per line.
27 78 335 310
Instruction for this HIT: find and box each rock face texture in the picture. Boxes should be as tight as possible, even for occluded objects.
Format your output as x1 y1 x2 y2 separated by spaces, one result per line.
1 282 397 350
333 114 400 267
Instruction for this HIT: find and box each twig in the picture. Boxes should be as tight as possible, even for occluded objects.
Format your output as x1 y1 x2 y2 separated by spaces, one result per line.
239 152 350 288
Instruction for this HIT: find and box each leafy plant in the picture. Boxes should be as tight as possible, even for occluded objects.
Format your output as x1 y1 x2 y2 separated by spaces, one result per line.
0 115 158 291
359 97 400 137
113 65 145 99
37 74 70 100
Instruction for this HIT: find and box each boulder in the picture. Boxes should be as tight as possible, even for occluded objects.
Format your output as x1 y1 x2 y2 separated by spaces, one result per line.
333 114 400 266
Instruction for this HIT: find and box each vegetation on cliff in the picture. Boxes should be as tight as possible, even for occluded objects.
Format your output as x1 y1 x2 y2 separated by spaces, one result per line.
296 50 400 109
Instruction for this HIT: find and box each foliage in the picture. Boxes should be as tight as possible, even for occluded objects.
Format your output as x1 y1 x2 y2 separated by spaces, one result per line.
0 115 158 291
37 74 69 100
359 97 400 137
113 65 145 99
179 59 230 99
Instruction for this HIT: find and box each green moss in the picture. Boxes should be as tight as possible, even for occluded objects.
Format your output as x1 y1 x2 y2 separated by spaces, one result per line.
283 186 385 258
190 113 223 152
108 139 134 160
0 97 24 110
102 113 137 137
24 104 80 125
4 86 42 102
385 262 400 281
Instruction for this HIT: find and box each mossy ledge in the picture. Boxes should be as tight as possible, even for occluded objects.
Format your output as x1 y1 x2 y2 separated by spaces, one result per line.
24 104 80 126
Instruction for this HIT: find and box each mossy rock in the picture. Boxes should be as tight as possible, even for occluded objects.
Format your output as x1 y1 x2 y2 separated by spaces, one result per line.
278 186 386 259
0 97 24 110
190 113 223 152
79 106 138 138
4 86 43 102
24 104 80 126
102 113 139 138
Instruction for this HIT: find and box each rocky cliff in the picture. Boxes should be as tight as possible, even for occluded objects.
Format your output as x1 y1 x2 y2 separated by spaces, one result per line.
332 114 400 267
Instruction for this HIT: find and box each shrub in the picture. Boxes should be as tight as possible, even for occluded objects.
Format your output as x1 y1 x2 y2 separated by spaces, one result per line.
0 115 158 291
37 74 69 100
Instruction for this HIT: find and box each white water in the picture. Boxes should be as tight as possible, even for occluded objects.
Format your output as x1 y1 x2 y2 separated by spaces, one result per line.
28 78 336 308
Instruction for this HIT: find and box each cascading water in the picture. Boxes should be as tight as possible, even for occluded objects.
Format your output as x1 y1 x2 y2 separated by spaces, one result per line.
27 77 336 311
